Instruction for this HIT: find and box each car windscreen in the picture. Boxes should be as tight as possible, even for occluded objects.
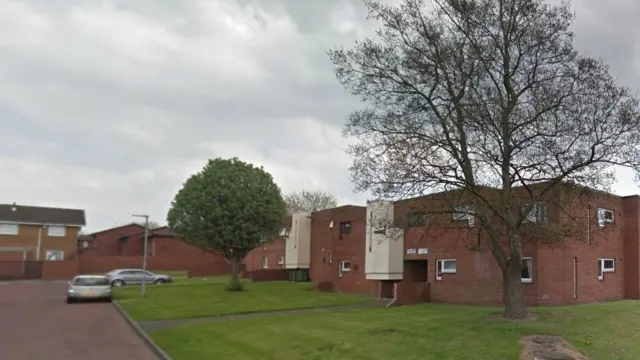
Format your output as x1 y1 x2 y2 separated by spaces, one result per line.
73 277 110 286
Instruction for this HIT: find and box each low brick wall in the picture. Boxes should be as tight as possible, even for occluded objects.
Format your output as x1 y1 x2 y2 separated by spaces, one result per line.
78 255 189 274
41 260 79 280
391 281 430 306
248 269 289 282
187 261 236 278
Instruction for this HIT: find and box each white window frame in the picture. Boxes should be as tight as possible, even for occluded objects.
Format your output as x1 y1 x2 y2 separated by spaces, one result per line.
598 258 615 280
328 252 332 264
521 257 533 283
45 250 64 261
262 256 269 269
0 223 19 235
453 205 474 227
340 260 351 272
47 225 66 237
277 256 285 265
522 202 548 223
436 259 457 281
597 208 614 228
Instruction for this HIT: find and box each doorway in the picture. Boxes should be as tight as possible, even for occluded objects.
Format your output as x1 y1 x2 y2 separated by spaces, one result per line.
404 259 428 282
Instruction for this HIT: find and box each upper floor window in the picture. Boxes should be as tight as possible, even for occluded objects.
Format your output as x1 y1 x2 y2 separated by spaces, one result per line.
0 223 19 235
453 205 474 226
597 208 614 228
339 222 352 235
407 211 425 227
522 202 548 223
48 226 66 237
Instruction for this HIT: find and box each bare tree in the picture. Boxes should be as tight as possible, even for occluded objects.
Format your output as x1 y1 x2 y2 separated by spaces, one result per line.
329 0 640 319
284 190 339 214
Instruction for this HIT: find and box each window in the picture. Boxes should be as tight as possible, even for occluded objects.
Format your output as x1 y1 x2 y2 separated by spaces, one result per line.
47 226 66 237
373 227 386 235
328 252 332 264
279 227 289 237
407 211 425 227
73 277 110 286
597 208 615 228
0 223 19 235
598 258 615 280
277 256 285 265
453 205 474 226
339 222 352 235
262 256 269 269
45 250 64 261
522 202 548 222
340 260 351 272
521 257 533 283
436 259 457 280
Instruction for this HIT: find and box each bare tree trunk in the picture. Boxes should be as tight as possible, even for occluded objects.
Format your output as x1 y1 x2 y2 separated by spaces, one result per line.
502 262 527 319
226 256 244 292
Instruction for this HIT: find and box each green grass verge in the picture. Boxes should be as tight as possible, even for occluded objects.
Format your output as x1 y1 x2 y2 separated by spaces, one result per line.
150 300 640 360
115 276 371 321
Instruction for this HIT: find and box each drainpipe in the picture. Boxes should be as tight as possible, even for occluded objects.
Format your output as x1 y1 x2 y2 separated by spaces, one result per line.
573 257 578 299
36 225 43 261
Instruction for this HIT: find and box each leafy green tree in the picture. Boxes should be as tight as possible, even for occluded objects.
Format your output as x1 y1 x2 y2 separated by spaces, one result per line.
167 157 287 291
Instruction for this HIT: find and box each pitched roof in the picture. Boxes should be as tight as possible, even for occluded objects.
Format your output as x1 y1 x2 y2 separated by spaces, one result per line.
0 203 86 226
89 222 144 236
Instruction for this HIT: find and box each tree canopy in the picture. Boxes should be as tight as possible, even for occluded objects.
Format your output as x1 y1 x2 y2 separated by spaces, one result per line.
167 157 287 291
329 0 640 318
284 190 339 214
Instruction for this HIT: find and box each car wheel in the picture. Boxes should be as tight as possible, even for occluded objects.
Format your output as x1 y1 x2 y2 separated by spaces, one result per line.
112 280 125 287
154 279 166 285
105 296 112 303
66 297 74 304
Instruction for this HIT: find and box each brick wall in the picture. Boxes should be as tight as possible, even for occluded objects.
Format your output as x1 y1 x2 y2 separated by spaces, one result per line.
391 281 430 306
77 254 189 273
248 269 289 282
91 224 144 256
310 206 378 296
244 238 286 271
41 260 78 280
187 261 235 277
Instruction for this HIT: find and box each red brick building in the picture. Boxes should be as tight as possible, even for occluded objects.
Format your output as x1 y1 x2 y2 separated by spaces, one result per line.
81 224 224 263
309 206 376 295
82 223 144 256
244 216 291 271
362 185 638 306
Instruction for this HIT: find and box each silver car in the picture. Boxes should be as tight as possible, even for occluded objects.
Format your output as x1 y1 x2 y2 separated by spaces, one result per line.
106 268 173 287
67 275 112 303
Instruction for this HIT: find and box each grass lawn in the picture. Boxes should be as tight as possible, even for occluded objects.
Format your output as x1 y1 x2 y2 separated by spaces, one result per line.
115 276 371 321
150 300 640 360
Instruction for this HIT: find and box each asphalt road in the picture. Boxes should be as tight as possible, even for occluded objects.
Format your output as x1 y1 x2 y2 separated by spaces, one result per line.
0 281 159 360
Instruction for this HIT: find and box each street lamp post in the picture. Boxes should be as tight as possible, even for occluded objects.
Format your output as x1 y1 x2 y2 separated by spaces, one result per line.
132 214 149 297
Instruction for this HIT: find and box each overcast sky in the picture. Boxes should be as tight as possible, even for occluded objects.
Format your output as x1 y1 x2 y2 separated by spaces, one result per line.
1 0 639 232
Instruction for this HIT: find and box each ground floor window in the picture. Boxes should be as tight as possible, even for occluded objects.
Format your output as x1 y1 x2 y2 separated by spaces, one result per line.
521 257 533 283
436 259 456 280
340 260 351 272
598 258 615 280
277 256 285 265
262 256 268 269
45 250 64 261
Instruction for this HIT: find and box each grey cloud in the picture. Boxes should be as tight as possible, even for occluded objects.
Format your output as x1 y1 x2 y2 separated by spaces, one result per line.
0 0 639 230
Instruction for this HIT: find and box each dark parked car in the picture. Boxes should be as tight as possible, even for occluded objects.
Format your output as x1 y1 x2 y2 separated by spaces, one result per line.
106 269 173 287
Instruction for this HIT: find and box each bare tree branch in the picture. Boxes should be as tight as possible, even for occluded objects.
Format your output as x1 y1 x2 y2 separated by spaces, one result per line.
329 0 640 319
